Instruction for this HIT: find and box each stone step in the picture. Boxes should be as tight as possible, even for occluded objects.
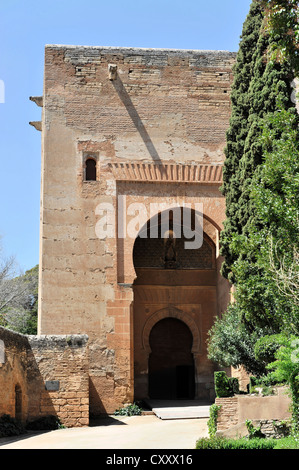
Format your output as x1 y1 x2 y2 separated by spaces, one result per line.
144 400 212 420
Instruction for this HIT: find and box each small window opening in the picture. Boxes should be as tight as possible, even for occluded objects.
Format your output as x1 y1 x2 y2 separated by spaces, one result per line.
85 158 97 181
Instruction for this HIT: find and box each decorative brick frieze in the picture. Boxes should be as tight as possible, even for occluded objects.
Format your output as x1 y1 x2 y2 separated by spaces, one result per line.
108 162 223 184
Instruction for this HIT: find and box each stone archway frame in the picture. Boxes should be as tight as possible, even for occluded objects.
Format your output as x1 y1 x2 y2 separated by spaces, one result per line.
131 208 218 279
142 306 201 355
117 199 223 284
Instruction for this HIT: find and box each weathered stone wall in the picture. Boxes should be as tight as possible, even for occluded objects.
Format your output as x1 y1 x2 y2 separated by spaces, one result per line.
0 327 29 420
0 327 89 427
230 365 250 392
215 397 239 431
27 334 89 427
215 388 291 433
38 45 235 413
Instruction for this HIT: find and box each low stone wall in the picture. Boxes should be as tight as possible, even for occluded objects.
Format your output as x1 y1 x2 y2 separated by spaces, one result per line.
27 334 89 427
215 388 291 435
0 327 89 427
0 328 29 420
215 397 239 432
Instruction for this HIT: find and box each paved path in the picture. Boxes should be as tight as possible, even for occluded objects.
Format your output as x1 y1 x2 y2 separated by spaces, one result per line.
0 415 209 449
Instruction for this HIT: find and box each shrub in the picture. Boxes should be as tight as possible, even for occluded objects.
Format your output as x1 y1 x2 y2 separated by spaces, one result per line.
214 371 232 398
207 303 268 377
266 334 299 434
207 404 221 438
249 375 277 395
114 403 142 416
254 334 287 367
195 436 276 450
214 371 239 398
273 436 299 449
0 414 26 438
196 437 229 450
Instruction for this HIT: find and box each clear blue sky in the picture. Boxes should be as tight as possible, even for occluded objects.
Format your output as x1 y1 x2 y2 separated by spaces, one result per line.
0 0 252 273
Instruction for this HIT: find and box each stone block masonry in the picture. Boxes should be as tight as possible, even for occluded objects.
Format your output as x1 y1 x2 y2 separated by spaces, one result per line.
0 327 89 427
215 397 239 431
38 44 235 413
0 327 28 421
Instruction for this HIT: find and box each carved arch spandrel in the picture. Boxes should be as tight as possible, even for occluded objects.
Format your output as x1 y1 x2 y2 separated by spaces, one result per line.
142 307 201 355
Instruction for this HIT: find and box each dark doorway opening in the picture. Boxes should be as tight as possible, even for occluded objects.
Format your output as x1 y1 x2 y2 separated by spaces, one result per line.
148 318 195 399
15 384 22 421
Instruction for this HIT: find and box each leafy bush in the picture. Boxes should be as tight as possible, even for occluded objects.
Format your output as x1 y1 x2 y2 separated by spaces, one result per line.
196 437 228 450
114 403 142 417
214 371 232 398
195 436 276 450
254 334 287 367
249 374 280 396
207 404 221 438
207 303 269 376
267 334 299 434
214 371 239 398
273 436 299 449
0 414 26 438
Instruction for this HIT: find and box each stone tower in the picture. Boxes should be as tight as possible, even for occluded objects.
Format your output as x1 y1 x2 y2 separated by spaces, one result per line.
36 45 235 415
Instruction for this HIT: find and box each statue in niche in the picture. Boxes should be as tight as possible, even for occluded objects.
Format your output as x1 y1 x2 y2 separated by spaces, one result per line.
163 230 178 269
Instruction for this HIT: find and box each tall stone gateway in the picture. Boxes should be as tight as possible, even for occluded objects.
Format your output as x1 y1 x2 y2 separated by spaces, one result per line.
36 45 235 415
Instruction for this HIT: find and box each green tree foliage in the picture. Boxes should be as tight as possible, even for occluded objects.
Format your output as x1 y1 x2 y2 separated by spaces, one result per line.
260 0 299 74
221 1 264 279
254 333 287 367
250 106 299 332
221 0 296 281
209 105 299 374
208 1 299 374
266 334 299 434
0 252 38 335
207 303 273 375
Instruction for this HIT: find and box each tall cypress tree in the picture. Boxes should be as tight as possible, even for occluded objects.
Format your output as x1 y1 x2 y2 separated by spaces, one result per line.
220 0 296 281
221 1 264 279
207 1 299 373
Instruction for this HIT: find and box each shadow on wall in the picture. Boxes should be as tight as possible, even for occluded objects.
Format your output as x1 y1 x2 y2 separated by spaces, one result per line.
0 327 57 425
89 377 106 417
112 76 165 168
0 327 89 428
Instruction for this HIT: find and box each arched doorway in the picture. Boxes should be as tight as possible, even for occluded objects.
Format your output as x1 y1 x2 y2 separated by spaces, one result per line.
133 206 221 402
148 318 195 399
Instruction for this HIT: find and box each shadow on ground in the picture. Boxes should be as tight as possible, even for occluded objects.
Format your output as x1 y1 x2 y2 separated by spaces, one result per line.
0 430 51 447
89 416 127 427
